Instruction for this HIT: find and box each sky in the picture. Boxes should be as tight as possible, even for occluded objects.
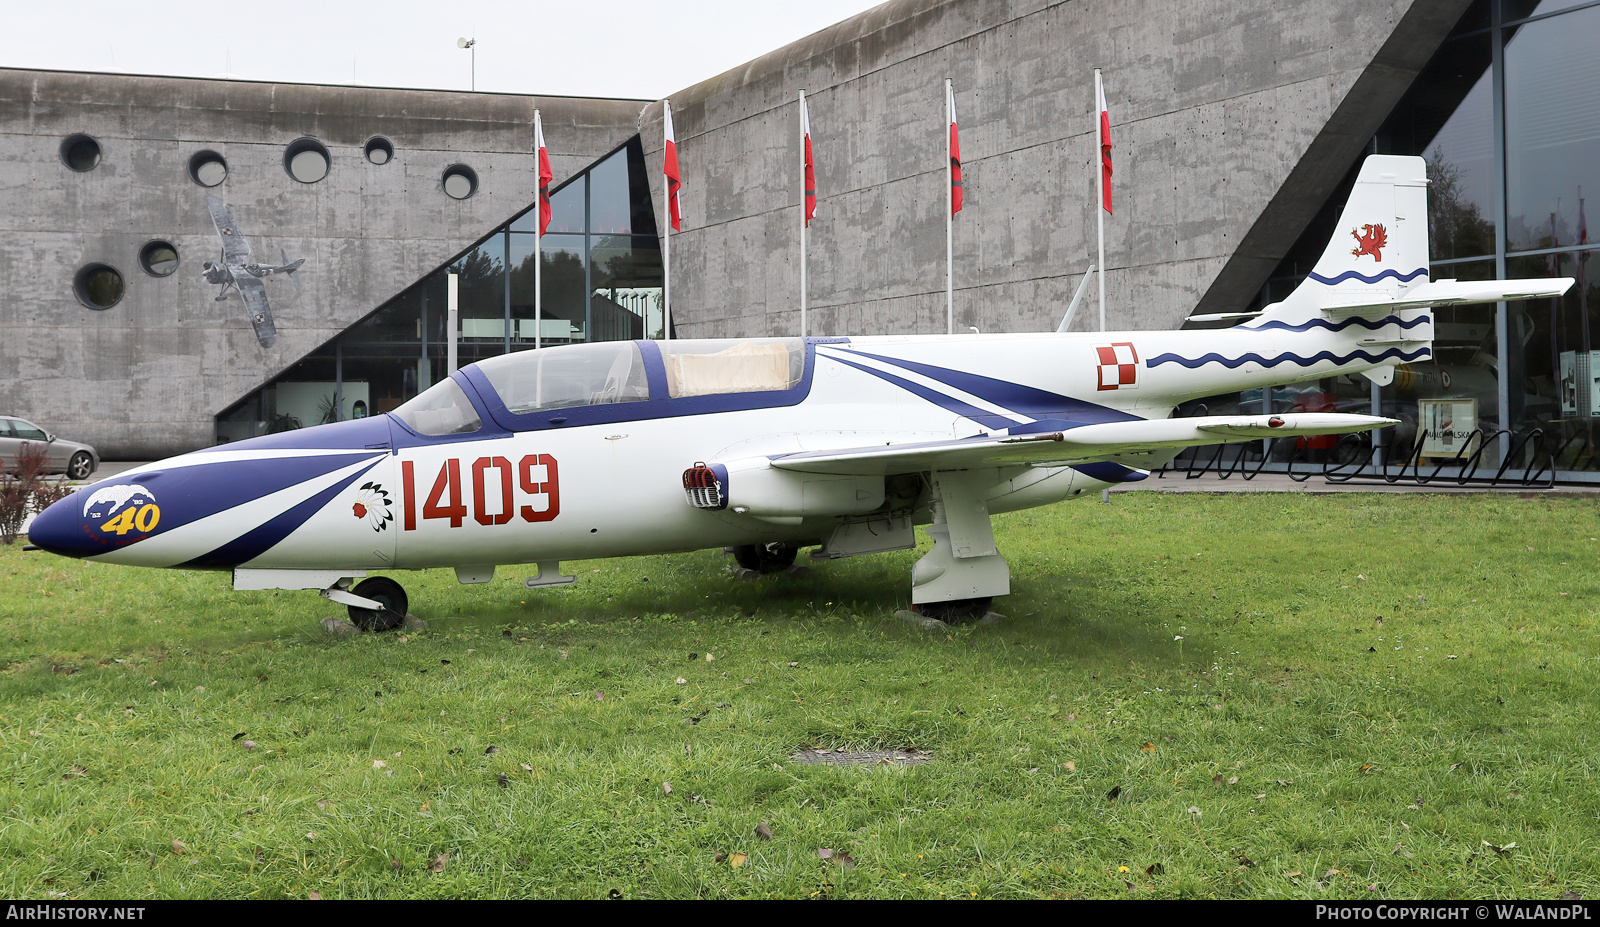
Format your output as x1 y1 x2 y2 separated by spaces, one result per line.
0 0 889 100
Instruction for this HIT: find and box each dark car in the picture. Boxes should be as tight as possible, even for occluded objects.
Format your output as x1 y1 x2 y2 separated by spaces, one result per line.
0 416 99 480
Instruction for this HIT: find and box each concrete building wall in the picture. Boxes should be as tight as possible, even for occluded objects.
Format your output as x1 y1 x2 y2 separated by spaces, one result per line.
641 0 1470 339
0 70 643 458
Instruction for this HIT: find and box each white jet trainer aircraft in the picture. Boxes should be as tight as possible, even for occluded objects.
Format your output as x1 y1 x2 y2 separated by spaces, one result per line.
29 156 1571 627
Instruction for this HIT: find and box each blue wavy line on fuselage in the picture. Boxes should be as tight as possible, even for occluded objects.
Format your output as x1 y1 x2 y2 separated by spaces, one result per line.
1306 267 1428 286
1146 347 1431 370
1239 315 1431 334
829 348 1141 425
182 461 381 568
827 355 1020 430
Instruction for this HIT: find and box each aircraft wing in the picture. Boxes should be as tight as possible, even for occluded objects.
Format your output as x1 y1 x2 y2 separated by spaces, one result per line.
768 413 1396 476
235 274 278 348
205 195 253 263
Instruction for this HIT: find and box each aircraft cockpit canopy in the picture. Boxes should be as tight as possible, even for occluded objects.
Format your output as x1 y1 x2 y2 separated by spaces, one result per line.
391 378 482 436
392 337 812 437
658 339 803 397
478 341 651 414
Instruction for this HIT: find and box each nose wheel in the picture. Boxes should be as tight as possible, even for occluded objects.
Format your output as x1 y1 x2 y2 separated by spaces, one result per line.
346 577 408 631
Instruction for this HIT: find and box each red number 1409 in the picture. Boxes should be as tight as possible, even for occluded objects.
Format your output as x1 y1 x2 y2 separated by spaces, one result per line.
401 455 559 530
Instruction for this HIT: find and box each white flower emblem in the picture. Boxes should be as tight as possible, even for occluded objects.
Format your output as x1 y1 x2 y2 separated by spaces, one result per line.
350 482 394 532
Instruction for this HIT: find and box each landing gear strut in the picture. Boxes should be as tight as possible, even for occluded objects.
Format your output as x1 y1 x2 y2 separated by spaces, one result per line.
911 470 1010 615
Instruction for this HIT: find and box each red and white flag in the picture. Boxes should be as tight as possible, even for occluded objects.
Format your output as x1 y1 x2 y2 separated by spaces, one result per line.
664 103 682 232
535 117 553 235
801 95 817 226
1097 79 1113 215
948 83 964 216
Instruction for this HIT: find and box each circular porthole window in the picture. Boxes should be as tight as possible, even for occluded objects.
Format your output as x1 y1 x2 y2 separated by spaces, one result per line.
189 150 228 187
442 164 478 200
364 136 394 165
139 240 179 277
60 134 102 172
74 263 125 310
284 137 330 183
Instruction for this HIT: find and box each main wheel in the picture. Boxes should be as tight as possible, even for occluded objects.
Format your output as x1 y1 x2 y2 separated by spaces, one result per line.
732 543 798 573
67 452 94 481
348 577 408 631
914 597 992 625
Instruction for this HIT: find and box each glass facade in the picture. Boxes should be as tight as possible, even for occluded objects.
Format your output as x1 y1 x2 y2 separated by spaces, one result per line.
216 136 665 442
1185 0 1600 481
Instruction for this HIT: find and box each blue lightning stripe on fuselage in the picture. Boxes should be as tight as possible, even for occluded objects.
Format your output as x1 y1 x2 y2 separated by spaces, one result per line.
1305 267 1429 286
182 460 382 568
826 354 1021 430
1146 347 1432 370
828 348 1141 425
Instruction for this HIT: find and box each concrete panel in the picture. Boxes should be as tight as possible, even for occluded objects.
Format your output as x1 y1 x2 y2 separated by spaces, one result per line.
640 0 1467 346
0 68 643 457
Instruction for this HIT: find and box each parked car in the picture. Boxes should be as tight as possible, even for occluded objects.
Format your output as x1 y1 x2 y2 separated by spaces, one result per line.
0 416 99 480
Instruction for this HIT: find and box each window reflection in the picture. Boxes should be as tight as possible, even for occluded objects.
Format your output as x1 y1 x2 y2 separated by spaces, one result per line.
450 233 507 341
1505 5 1600 253
217 134 665 443
589 147 632 234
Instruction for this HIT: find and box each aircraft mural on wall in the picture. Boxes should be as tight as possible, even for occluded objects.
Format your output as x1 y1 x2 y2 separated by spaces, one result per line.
29 157 1572 627
201 195 305 348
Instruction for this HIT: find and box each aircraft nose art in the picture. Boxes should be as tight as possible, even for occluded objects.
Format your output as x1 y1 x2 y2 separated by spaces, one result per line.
29 433 392 567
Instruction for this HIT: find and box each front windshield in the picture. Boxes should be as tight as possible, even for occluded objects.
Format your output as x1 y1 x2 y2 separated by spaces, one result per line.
477 342 650 414
391 379 482 436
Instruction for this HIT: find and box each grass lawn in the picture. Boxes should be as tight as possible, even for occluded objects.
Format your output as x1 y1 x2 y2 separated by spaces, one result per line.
1 490 1597 899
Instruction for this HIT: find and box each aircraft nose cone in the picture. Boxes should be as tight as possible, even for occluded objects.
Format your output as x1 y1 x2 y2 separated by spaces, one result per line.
27 492 99 559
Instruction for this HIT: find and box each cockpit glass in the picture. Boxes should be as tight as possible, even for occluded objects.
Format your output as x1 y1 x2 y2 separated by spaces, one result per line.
477 341 650 414
391 379 482 436
658 338 804 398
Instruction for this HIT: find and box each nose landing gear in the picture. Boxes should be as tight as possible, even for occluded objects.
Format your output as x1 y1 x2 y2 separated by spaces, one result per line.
344 577 409 631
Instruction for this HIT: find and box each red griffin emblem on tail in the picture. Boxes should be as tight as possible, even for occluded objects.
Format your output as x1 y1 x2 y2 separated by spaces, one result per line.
1350 223 1387 261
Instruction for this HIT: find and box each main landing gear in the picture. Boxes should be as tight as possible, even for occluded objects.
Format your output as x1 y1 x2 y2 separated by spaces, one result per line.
731 543 798 573
909 471 1010 623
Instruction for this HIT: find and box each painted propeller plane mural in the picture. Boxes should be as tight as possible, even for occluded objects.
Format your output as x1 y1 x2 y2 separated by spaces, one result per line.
201 196 306 349
29 156 1572 627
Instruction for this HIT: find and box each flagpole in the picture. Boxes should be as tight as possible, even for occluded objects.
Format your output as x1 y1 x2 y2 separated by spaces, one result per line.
945 77 954 336
800 89 808 338
533 109 543 352
1095 68 1106 333
662 100 673 341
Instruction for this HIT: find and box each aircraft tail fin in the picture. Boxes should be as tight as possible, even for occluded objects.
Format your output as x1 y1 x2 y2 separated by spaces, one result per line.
1249 154 1571 327
282 248 304 295
1263 155 1430 322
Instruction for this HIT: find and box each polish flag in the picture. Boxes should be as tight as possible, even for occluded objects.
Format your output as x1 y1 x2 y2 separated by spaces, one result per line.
801 95 816 226
948 83 963 215
535 118 553 235
1097 80 1113 214
664 104 682 232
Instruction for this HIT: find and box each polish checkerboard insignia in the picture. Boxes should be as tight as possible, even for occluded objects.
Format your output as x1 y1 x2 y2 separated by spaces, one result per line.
1094 342 1140 390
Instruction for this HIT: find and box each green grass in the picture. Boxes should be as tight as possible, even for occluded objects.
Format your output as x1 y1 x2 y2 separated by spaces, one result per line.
2 491 1598 899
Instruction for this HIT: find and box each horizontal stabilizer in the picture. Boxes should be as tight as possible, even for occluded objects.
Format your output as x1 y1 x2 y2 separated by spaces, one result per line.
1322 277 1574 317
768 413 1397 476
